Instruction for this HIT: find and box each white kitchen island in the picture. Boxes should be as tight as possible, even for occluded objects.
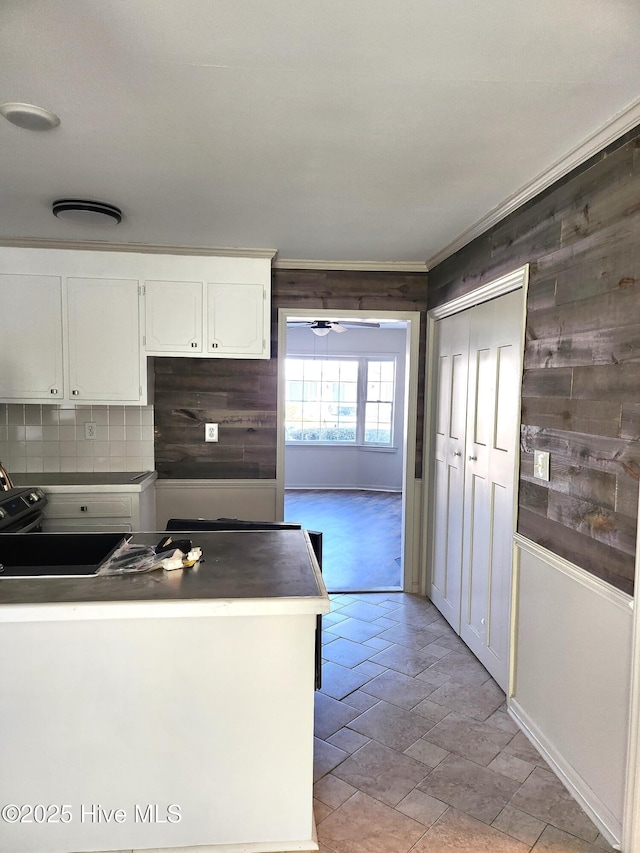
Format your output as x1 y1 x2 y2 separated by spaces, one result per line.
0 529 329 853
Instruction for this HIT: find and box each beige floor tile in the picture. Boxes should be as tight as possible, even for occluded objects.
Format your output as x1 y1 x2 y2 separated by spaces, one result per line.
420 711 514 766
487 751 535 783
362 668 438 710
411 697 451 726
320 662 374 700
377 621 445 649
315 691 361 740
427 677 506 721
510 767 600 843
326 727 370 754
332 740 429 806
396 789 448 826
314 797 334 823
341 689 379 711
531 824 605 852
486 707 521 735
326 616 386 642
414 668 451 689
412 808 529 852
337 600 391 622
317 790 426 853
502 731 548 766
323 637 376 668
369 643 442 677
314 736 349 782
428 651 492 685
347 699 435 751
404 737 449 768
492 804 546 846
314 774 358 810
594 831 616 851
418 753 520 824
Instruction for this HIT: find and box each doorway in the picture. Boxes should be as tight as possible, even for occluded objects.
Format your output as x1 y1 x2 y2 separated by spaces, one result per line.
276 308 421 593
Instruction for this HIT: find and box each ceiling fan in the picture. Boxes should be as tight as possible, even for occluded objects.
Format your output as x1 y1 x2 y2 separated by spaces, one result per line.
287 319 381 337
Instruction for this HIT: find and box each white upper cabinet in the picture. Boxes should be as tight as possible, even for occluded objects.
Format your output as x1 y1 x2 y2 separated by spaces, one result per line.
207 282 266 356
66 277 143 403
0 273 65 400
144 279 204 353
143 259 271 359
0 248 272 405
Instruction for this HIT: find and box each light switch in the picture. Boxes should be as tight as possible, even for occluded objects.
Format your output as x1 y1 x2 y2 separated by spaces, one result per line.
533 449 550 481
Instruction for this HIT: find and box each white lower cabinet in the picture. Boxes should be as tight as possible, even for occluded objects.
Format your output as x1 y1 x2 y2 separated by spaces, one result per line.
41 488 155 533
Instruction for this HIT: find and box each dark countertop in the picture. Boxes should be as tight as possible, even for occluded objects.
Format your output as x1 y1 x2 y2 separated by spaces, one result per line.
12 471 156 490
0 530 326 607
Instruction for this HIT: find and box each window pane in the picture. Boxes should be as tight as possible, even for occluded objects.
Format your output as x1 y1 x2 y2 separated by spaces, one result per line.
285 357 359 442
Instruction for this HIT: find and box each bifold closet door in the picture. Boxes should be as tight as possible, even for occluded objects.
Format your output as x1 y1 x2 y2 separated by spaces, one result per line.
429 289 522 691
429 309 470 631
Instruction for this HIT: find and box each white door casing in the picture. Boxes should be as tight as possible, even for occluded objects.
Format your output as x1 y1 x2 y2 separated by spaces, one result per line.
424 267 527 691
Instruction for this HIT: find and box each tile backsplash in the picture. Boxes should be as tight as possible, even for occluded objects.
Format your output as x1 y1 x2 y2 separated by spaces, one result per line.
0 404 155 474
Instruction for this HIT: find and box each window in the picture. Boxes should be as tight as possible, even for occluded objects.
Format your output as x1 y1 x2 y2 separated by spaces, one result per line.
285 357 395 445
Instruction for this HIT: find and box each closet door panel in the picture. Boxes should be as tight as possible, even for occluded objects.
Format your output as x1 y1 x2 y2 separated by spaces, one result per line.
460 291 522 690
429 312 469 630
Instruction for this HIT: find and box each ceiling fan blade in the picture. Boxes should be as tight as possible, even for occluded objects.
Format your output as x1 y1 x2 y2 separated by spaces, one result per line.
329 322 348 333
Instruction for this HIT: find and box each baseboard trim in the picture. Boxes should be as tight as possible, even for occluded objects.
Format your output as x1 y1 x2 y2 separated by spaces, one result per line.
508 699 622 849
284 486 402 494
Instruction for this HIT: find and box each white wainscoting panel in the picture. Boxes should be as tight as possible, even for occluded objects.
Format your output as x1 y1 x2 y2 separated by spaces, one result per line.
511 536 633 846
155 479 278 529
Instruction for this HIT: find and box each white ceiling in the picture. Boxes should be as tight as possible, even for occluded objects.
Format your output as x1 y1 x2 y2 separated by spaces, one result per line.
2 1 640 267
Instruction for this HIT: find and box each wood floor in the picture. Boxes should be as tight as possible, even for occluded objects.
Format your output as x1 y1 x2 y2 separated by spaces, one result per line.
284 489 402 592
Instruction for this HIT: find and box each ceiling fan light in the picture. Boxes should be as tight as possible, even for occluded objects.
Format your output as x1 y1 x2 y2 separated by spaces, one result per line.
52 199 122 226
311 326 331 336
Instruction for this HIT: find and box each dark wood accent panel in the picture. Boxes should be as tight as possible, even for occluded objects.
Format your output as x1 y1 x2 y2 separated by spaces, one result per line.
429 130 640 593
153 270 428 481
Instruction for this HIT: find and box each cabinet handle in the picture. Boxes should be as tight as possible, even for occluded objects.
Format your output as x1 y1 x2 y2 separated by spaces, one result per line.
80 505 88 512
453 451 461 457
191 342 198 348
50 388 58 395
468 455 477 461
72 390 79 396
211 342 219 349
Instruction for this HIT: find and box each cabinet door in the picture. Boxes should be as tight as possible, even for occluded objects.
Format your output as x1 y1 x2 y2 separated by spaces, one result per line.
66 278 143 403
144 280 203 353
0 274 64 400
207 282 265 356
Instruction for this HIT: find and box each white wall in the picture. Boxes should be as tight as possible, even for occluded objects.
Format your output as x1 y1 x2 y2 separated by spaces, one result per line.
511 537 633 845
285 325 406 491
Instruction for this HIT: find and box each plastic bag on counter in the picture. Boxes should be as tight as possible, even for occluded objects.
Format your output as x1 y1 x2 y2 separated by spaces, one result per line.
97 536 202 575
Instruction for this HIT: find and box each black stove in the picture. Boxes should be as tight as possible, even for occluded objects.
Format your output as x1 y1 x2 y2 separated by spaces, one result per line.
0 487 48 533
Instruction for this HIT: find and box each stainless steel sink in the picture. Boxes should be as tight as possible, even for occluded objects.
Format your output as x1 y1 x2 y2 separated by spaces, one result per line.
0 532 127 577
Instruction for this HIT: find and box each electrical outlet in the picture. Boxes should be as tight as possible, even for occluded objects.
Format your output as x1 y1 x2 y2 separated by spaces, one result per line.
533 449 550 481
205 423 219 442
84 422 97 440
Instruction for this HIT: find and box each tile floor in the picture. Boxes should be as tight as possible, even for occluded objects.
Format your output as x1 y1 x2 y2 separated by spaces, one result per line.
312 591 615 853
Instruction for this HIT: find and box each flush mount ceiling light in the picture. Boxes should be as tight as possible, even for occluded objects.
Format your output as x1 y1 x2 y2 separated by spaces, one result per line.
0 102 60 130
52 199 123 226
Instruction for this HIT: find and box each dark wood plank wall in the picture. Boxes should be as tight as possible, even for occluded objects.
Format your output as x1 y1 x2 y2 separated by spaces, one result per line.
154 270 428 481
428 132 640 595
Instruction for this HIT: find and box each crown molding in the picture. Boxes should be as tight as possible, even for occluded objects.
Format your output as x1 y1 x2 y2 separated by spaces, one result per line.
427 96 640 270
0 237 277 259
273 257 427 272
